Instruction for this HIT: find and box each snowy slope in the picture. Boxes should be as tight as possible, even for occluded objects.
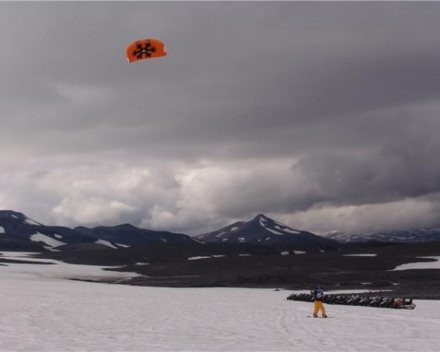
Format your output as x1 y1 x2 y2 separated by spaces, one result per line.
0 252 439 351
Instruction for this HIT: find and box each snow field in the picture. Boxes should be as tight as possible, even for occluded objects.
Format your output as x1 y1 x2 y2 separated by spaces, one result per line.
0 253 439 351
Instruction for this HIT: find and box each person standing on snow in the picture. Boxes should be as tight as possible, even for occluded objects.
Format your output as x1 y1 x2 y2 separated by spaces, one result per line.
311 285 327 318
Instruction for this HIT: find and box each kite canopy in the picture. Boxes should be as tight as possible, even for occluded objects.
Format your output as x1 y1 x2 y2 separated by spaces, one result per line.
126 39 166 63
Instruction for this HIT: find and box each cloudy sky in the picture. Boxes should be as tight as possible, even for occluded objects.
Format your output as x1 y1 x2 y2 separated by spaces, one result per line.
1 2 440 236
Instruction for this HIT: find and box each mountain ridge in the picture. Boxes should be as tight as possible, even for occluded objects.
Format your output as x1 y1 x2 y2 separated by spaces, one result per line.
0 210 196 251
2 209 440 252
324 228 440 243
0 210 338 251
195 213 338 247
74 223 196 247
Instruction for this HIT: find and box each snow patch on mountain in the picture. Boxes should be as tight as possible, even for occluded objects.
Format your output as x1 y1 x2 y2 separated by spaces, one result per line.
272 219 301 234
191 237 206 244
266 228 284 235
216 232 228 238
258 215 315 237
188 255 227 261
280 227 300 234
95 239 118 249
30 232 66 248
116 243 130 248
24 217 41 226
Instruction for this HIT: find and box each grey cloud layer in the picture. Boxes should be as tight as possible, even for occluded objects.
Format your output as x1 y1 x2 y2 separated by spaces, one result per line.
1 2 440 235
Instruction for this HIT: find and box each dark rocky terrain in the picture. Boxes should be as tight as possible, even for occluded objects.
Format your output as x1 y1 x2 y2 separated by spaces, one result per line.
38 240 440 299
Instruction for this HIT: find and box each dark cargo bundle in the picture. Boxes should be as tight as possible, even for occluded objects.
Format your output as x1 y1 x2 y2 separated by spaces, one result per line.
287 293 416 309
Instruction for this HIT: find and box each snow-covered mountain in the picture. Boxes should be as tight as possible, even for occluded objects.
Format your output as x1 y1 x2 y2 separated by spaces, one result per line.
0 210 101 251
195 214 338 247
324 228 440 243
0 210 196 251
5 209 439 252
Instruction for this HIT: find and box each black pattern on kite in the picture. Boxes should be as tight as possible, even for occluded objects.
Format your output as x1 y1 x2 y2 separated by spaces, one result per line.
132 41 157 60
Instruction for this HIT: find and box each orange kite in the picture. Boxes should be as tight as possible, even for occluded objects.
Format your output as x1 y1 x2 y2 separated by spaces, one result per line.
126 39 167 63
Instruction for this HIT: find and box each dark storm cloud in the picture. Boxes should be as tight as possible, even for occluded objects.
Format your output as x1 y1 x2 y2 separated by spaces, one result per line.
1 2 440 235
